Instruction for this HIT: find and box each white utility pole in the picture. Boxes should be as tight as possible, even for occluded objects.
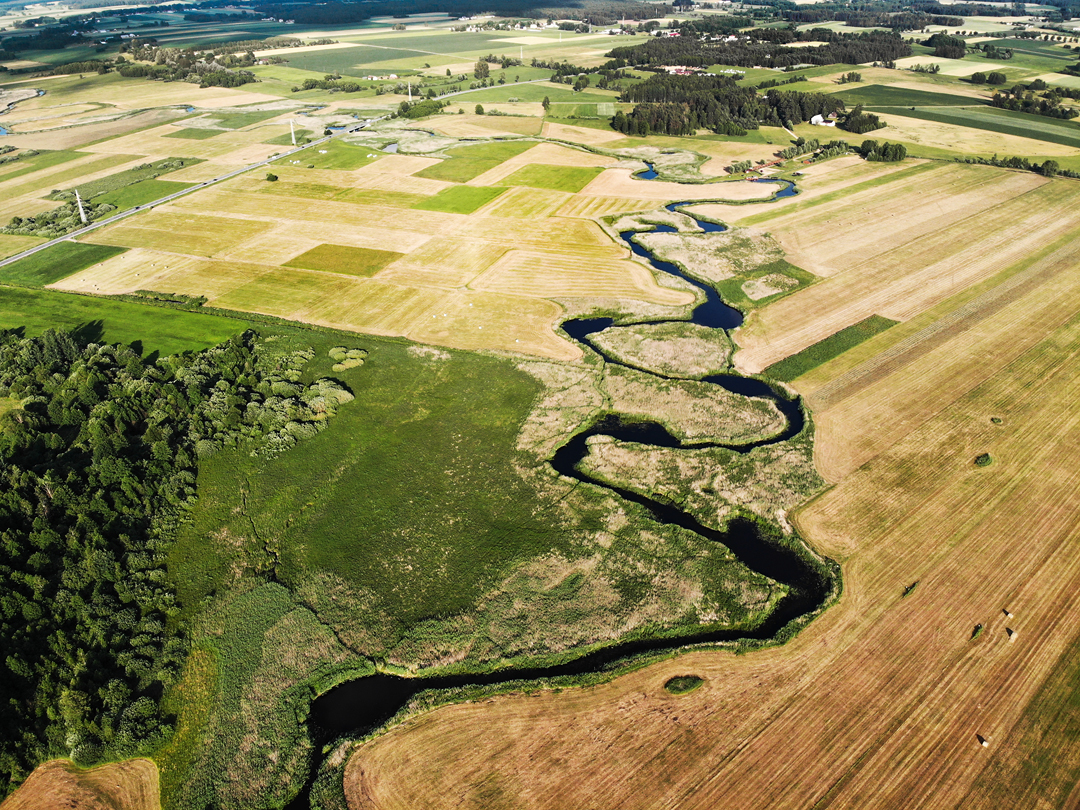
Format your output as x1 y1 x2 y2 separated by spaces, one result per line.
74 190 88 225
408 81 412 101
290 119 296 146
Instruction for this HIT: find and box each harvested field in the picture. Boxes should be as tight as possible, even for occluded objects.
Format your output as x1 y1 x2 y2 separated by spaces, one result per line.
734 167 1080 375
471 249 694 306
541 122 625 145
0 758 158 810
0 109 186 151
870 111 1080 157
555 195 656 219
84 211 275 257
343 225 1080 810
478 186 572 218
377 238 509 288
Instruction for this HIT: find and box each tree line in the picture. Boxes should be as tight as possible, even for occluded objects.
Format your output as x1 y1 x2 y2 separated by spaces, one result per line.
0 329 353 797
604 29 912 71
611 73 844 136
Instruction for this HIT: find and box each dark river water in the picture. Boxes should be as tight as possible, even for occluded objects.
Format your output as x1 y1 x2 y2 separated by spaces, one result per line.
286 173 828 808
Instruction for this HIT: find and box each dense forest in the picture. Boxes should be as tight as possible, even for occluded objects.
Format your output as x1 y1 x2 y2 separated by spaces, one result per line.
611 73 844 135
605 29 912 71
0 329 353 796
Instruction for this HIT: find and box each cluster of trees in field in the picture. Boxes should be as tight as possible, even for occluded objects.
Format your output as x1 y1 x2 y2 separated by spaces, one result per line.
755 74 809 90
0 329 353 795
604 29 911 70
990 85 1080 118
396 98 451 118
968 70 1007 84
980 43 1014 60
858 139 907 161
838 104 886 134
610 74 845 135
837 72 862 84
923 32 968 59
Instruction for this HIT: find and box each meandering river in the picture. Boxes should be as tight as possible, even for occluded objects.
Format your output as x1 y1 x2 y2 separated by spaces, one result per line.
286 175 834 809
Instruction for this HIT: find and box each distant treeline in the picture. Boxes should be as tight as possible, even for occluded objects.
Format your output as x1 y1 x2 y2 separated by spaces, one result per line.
787 8 963 28
605 29 912 70
255 0 659 25
612 73 844 135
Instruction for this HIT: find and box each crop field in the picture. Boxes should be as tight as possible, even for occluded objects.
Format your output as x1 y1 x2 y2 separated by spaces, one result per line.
33 121 739 361
831 84 991 107
0 242 127 287
164 128 223 140
873 105 1080 149
732 164 1080 374
411 185 507 213
284 244 404 277
501 164 606 193
0 287 249 355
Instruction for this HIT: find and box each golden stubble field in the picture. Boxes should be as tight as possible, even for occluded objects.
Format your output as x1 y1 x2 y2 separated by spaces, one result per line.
339 167 1080 810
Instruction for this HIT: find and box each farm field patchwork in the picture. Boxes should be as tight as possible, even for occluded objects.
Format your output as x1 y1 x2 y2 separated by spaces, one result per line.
6 24 1080 810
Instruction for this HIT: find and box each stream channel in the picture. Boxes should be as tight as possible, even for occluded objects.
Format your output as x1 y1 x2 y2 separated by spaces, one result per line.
286 176 832 807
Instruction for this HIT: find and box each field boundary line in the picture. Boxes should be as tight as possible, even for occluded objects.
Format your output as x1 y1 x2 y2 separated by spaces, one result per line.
808 226 1080 411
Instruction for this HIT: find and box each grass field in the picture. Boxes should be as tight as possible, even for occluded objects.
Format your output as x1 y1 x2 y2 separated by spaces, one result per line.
501 164 606 192
284 243 404 277
98 179 194 210
0 243 127 288
163 128 222 140
277 139 376 170
0 287 249 355
765 314 898 381
206 110 285 129
414 140 536 183
411 184 507 213
832 84 989 107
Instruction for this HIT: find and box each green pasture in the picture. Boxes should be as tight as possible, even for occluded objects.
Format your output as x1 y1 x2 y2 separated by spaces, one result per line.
0 242 125 287
0 286 249 356
98 179 194 210
766 314 898 381
0 149 83 184
284 243 403 277
502 164 603 192
411 184 507 213
833 85 985 107
206 109 284 129
414 139 535 183
48 157 200 201
277 139 377 170
170 338 574 625
163 128 222 140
